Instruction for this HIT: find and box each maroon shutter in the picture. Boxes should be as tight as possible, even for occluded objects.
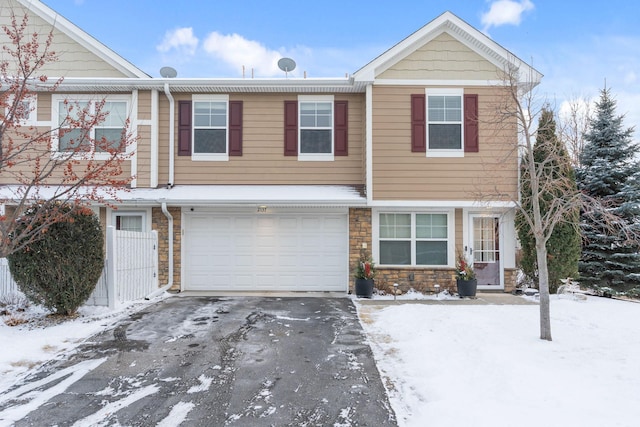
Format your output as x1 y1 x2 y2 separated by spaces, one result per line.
464 94 479 153
411 94 426 152
334 100 348 156
178 101 192 156
229 100 243 156
284 101 298 156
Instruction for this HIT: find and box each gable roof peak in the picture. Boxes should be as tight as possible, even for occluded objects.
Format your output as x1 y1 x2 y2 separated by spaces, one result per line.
353 10 542 85
14 0 149 78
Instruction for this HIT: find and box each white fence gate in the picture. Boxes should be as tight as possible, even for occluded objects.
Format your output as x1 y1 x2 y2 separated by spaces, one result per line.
0 226 158 309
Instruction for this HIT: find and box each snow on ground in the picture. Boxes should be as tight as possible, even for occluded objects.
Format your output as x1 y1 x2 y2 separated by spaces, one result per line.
0 294 168 394
356 295 640 427
3 291 640 427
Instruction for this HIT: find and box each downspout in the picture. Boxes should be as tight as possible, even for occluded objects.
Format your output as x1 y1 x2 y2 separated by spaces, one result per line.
145 201 174 299
164 83 175 188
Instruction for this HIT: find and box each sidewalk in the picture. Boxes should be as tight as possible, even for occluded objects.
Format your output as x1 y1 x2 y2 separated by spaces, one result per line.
355 292 537 306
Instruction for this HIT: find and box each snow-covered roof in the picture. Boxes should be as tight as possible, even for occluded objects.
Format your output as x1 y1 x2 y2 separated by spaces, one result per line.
0 185 367 207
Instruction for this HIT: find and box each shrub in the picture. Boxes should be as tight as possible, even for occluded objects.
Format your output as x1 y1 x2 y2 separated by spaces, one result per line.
7 202 104 315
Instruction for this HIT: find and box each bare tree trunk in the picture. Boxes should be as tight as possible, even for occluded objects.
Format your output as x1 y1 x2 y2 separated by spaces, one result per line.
536 241 552 340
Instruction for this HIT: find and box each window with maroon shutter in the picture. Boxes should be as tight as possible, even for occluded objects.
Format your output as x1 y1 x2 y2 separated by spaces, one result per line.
334 100 348 156
178 101 192 156
411 94 426 152
229 100 243 156
284 100 298 156
464 94 479 153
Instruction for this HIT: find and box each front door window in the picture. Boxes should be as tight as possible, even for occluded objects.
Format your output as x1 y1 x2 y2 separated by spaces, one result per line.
472 216 501 287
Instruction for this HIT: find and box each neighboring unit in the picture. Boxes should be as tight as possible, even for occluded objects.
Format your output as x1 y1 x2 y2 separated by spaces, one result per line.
0 0 542 295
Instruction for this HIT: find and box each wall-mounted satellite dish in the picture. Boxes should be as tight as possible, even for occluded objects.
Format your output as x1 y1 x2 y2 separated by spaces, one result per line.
278 58 296 77
160 66 178 78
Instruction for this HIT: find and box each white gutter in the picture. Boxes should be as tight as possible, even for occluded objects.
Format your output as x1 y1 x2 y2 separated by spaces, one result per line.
145 201 174 299
164 83 175 188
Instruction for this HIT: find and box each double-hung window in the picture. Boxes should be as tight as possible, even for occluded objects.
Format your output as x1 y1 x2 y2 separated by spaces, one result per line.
299 95 333 160
378 212 451 266
6 94 36 125
426 88 463 156
53 95 129 156
192 94 228 160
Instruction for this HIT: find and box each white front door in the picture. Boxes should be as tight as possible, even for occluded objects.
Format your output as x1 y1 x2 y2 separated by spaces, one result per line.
470 215 503 289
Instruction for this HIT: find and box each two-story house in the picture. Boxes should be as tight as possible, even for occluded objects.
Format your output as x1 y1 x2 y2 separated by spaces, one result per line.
1 0 541 295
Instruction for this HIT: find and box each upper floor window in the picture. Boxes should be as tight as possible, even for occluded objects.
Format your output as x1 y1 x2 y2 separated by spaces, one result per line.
284 95 348 161
411 89 478 156
426 88 463 156
53 95 130 156
192 94 228 160
300 96 333 158
5 94 36 125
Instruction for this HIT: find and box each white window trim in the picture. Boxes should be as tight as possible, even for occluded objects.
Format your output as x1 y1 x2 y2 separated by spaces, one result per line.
372 208 455 268
191 94 229 161
51 94 132 160
298 94 334 162
5 94 37 126
425 88 464 158
108 208 151 232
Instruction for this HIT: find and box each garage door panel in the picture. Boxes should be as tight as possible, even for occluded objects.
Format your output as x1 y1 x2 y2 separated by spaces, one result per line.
184 212 348 291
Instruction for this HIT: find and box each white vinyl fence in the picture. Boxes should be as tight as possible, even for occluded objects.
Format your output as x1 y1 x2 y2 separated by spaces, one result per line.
0 226 158 309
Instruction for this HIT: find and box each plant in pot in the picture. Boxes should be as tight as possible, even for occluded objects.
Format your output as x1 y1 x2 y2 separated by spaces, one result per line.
455 251 477 297
354 251 376 298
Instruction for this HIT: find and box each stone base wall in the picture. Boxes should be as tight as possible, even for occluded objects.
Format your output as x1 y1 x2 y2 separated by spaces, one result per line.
152 206 181 291
349 207 372 293
504 268 517 293
374 268 458 295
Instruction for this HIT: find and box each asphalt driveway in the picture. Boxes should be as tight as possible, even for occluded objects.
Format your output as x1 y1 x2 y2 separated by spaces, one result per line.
4 296 397 426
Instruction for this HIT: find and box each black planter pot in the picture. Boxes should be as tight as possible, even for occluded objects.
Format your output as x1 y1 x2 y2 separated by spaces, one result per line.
456 279 477 297
355 278 374 298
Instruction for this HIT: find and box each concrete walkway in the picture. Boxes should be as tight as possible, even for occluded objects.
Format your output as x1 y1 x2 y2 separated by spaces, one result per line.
356 292 538 306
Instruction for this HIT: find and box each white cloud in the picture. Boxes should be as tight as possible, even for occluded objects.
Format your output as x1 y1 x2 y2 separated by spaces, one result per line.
202 32 284 77
481 0 534 31
156 27 199 56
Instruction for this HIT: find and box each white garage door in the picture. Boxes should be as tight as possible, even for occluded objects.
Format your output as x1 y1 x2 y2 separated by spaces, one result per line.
183 212 348 291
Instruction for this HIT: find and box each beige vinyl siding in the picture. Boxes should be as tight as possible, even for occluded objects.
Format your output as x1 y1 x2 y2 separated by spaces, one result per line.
1 0 128 78
372 85 518 201
1 91 134 185
135 91 153 188
162 93 365 186
378 33 501 81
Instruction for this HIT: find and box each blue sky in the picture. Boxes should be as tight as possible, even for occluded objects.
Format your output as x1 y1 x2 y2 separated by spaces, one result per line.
42 0 640 139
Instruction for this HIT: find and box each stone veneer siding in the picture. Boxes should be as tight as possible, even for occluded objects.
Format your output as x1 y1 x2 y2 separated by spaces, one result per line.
349 207 372 293
349 207 517 294
152 206 181 291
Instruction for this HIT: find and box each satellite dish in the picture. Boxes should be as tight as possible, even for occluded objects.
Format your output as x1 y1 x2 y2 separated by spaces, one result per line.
160 66 177 78
278 58 296 77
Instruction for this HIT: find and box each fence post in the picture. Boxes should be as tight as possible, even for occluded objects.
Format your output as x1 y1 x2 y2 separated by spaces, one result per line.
106 225 117 310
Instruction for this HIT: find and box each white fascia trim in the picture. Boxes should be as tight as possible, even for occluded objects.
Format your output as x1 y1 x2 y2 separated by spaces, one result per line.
16 0 148 78
374 79 505 86
369 200 517 208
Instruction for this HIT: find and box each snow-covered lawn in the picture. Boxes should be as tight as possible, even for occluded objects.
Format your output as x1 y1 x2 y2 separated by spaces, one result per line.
357 295 640 427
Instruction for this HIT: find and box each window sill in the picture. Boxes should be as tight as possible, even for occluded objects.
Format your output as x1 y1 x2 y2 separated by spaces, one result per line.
191 154 229 162
298 154 335 162
426 150 464 158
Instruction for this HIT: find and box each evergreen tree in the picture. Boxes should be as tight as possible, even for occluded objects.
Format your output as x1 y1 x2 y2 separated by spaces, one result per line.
576 88 640 296
517 108 581 293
